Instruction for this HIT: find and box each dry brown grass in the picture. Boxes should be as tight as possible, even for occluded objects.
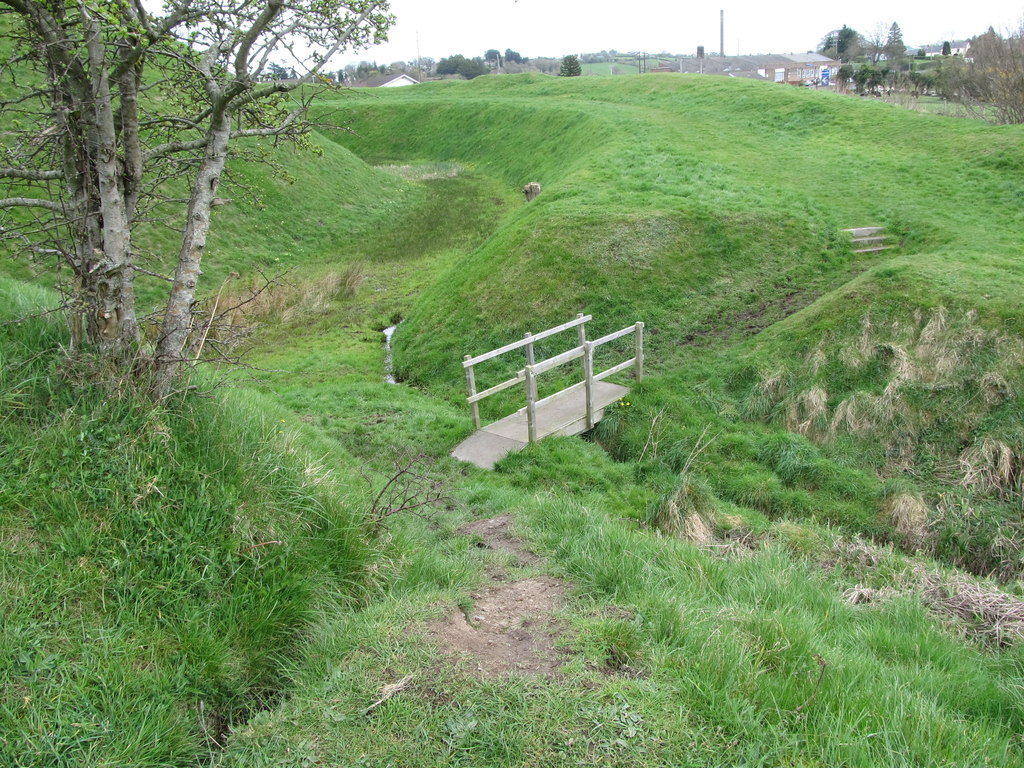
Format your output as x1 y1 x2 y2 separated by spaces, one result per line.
680 512 715 546
652 473 717 538
959 437 1021 498
790 307 1022 470
979 371 1013 406
829 536 1024 645
829 393 875 437
785 386 829 436
843 585 900 604
378 162 461 181
213 263 365 338
743 369 789 421
881 492 930 546
920 570 1024 645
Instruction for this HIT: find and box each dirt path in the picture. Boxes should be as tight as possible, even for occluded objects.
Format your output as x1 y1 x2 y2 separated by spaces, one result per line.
427 515 568 677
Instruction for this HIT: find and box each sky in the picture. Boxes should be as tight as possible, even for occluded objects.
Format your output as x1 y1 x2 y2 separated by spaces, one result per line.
340 0 1024 65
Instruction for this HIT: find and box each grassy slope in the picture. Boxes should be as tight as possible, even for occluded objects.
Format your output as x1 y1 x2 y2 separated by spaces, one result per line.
3 72 1024 767
315 73 1024 566
0 128 459 765
321 75 1023 383
215 75 1024 767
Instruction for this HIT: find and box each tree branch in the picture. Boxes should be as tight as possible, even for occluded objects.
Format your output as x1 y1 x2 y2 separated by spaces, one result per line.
143 110 304 162
0 167 62 181
0 197 63 211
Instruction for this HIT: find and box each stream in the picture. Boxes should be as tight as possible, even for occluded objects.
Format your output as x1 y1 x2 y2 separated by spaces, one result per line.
383 324 398 384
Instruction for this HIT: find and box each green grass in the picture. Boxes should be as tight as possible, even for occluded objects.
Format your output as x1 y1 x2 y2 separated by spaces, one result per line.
308 73 1024 574
0 277 377 765
3 70 1024 768
220 480 1024 767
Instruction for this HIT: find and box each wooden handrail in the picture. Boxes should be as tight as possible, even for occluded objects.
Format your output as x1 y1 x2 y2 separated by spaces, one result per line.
461 316 643 439
589 324 637 347
466 371 525 404
594 357 637 382
462 314 592 368
530 345 586 375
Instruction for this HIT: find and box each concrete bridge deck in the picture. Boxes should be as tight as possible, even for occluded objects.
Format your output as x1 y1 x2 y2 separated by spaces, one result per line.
451 381 628 469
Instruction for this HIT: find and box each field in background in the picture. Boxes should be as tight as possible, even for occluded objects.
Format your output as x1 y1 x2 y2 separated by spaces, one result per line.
2 73 1024 766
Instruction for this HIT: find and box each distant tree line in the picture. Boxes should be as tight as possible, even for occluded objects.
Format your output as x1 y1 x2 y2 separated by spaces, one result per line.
819 22 906 65
819 21 1024 123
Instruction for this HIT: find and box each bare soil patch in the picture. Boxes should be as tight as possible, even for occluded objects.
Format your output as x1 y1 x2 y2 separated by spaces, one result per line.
427 516 567 677
460 514 540 565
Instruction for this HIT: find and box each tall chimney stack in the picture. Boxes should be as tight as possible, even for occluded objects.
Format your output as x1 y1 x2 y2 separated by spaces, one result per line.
720 10 724 57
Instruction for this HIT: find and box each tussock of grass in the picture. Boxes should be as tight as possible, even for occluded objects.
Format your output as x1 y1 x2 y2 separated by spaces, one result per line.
650 472 717 539
214 263 367 337
881 492 931 546
959 437 1022 499
920 569 1024 645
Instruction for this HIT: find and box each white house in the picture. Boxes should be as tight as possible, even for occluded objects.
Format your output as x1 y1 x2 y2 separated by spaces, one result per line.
379 74 420 87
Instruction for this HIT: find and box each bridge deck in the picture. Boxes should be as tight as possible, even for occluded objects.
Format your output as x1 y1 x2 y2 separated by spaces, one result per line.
451 381 629 469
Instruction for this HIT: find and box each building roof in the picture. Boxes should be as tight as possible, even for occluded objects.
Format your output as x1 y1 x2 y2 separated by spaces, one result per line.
779 53 836 64
673 54 837 79
353 73 421 88
381 74 420 87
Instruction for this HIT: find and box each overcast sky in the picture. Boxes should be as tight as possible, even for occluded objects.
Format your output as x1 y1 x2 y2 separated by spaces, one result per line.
340 0 1023 65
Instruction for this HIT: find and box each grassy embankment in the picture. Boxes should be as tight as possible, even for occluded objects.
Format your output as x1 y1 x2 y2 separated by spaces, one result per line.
220 75 1024 766
3 73 1024 766
0 119 512 764
326 73 1024 573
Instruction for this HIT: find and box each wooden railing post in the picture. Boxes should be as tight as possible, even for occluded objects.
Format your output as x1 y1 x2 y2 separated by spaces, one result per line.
464 354 481 429
583 341 595 429
524 365 538 443
634 322 645 381
524 331 535 367
576 313 587 383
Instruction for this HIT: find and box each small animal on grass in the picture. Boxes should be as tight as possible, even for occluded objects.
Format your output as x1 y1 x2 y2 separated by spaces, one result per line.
522 181 541 201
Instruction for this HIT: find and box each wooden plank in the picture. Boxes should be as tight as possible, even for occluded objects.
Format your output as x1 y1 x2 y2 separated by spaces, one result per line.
531 345 585 375
576 313 587 383
525 366 538 443
594 357 636 381
534 378 586 409
583 342 594 429
450 431 525 470
463 315 592 367
467 371 525 404
479 381 629 443
464 355 480 429
590 324 636 348
634 321 644 380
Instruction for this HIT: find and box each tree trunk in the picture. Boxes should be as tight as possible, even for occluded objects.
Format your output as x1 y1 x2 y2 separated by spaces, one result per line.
152 113 232 397
34 4 139 360
82 8 139 359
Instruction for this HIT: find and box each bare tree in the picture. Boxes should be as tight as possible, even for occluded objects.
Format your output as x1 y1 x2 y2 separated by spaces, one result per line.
0 0 392 396
946 26 1024 124
864 22 888 64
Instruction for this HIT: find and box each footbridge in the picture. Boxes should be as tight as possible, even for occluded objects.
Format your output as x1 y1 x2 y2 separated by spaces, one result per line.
451 314 644 469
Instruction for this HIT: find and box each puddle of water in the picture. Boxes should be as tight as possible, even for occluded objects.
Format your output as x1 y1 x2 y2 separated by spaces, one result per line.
383 324 398 384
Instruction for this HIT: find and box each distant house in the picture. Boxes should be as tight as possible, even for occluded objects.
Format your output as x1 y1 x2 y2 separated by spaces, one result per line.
353 73 421 88
920 40 971 57
378 74 420 88
673 53 839 85
764 54 839 85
